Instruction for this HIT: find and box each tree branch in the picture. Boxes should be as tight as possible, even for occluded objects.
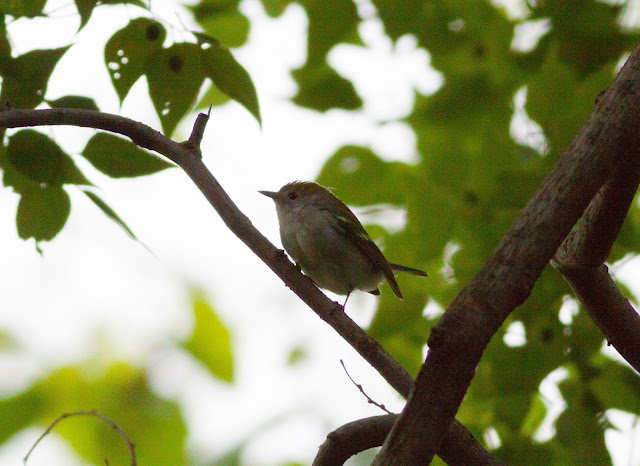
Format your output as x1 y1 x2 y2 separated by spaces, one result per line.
313 415 397 466
24 410 136 465
0 107 495 463
553 157 640 372
314 413 503 466
373 43 640 464
0 108 191 164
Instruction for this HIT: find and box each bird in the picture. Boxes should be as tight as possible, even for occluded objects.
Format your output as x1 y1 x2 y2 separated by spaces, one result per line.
260 181 426 305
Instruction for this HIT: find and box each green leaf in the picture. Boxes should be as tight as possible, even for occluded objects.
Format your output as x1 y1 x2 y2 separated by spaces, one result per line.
261 0 295 17
288 0 362 111
0 15 12 74
590 358 640 414
1 0 47 17
0 47 70 109
200 40 261 125
535 0 634 77
74 0 98 31
190 0 249 48
99 0 148 6
82 189 137 240
16 186 70 242
182 292 234 383
377 333 423 378
286 346 307 366
47 95 99 111
556 377 611 464
371 0 424 42
292 63 361 111
82 132 174 177
196 80 231 110
300 0 360 66
317 146 408 206
520 394 548 437
147 43 206 136
7 130 90 188
496 436 559 465
104 18 166 103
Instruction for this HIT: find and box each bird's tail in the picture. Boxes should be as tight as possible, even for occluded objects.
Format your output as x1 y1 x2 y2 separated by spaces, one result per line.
390 263 428 277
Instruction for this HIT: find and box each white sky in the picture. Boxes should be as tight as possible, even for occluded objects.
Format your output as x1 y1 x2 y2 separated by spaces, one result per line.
1 0 639 465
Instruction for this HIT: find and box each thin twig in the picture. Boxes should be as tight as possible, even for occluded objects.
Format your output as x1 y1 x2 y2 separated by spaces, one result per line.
24 410 136 466
340 359 392 414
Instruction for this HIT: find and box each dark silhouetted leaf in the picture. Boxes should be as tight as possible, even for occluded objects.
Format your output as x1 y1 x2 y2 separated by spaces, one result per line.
7 130 90 188
190 0 249 48
74 0 98 31
261 0 295 17
16 186 70 242
82 189 137 240
0 47 70 109
47 95 99 111
292 63 361 111
0 15 12 74
147 43 205 136
2 0 47 17
200 40 261 125
82 132 174 177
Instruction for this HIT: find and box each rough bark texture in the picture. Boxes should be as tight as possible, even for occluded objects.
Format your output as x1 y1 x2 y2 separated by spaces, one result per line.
373 43 640 464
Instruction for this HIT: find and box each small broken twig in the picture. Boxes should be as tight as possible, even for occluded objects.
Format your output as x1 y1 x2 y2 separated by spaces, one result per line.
24 410 136 466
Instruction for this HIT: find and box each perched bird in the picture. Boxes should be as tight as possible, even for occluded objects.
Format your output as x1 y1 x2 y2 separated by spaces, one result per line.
260 181 426 304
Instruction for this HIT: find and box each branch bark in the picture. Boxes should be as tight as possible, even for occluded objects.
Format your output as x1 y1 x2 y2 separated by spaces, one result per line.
0 107 495 462
373 43 640 464
314 414 502 466
553 157 640 372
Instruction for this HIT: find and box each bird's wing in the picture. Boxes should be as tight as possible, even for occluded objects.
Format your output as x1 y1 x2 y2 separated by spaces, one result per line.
329 204 403 299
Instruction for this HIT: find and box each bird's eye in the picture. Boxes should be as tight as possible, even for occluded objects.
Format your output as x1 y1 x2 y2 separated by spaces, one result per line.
288 191 298 200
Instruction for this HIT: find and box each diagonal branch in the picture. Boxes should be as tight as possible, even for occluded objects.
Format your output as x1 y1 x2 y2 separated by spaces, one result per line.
373 43 640 464
553 157 640 373
0 107 495 462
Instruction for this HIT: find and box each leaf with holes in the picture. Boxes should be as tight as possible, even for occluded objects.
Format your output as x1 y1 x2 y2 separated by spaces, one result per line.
147 43 205 136
104 18 166 104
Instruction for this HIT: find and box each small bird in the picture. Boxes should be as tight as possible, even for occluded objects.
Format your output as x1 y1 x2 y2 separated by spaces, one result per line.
260 181 426 304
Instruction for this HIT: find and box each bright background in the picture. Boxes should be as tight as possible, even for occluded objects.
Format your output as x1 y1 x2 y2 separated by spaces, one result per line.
1 0 640 464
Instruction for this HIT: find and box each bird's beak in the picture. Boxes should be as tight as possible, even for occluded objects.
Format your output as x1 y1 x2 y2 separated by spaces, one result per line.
259 190 279 199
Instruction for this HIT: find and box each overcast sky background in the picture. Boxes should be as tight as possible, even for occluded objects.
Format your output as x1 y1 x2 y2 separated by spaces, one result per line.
1 0 639 464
